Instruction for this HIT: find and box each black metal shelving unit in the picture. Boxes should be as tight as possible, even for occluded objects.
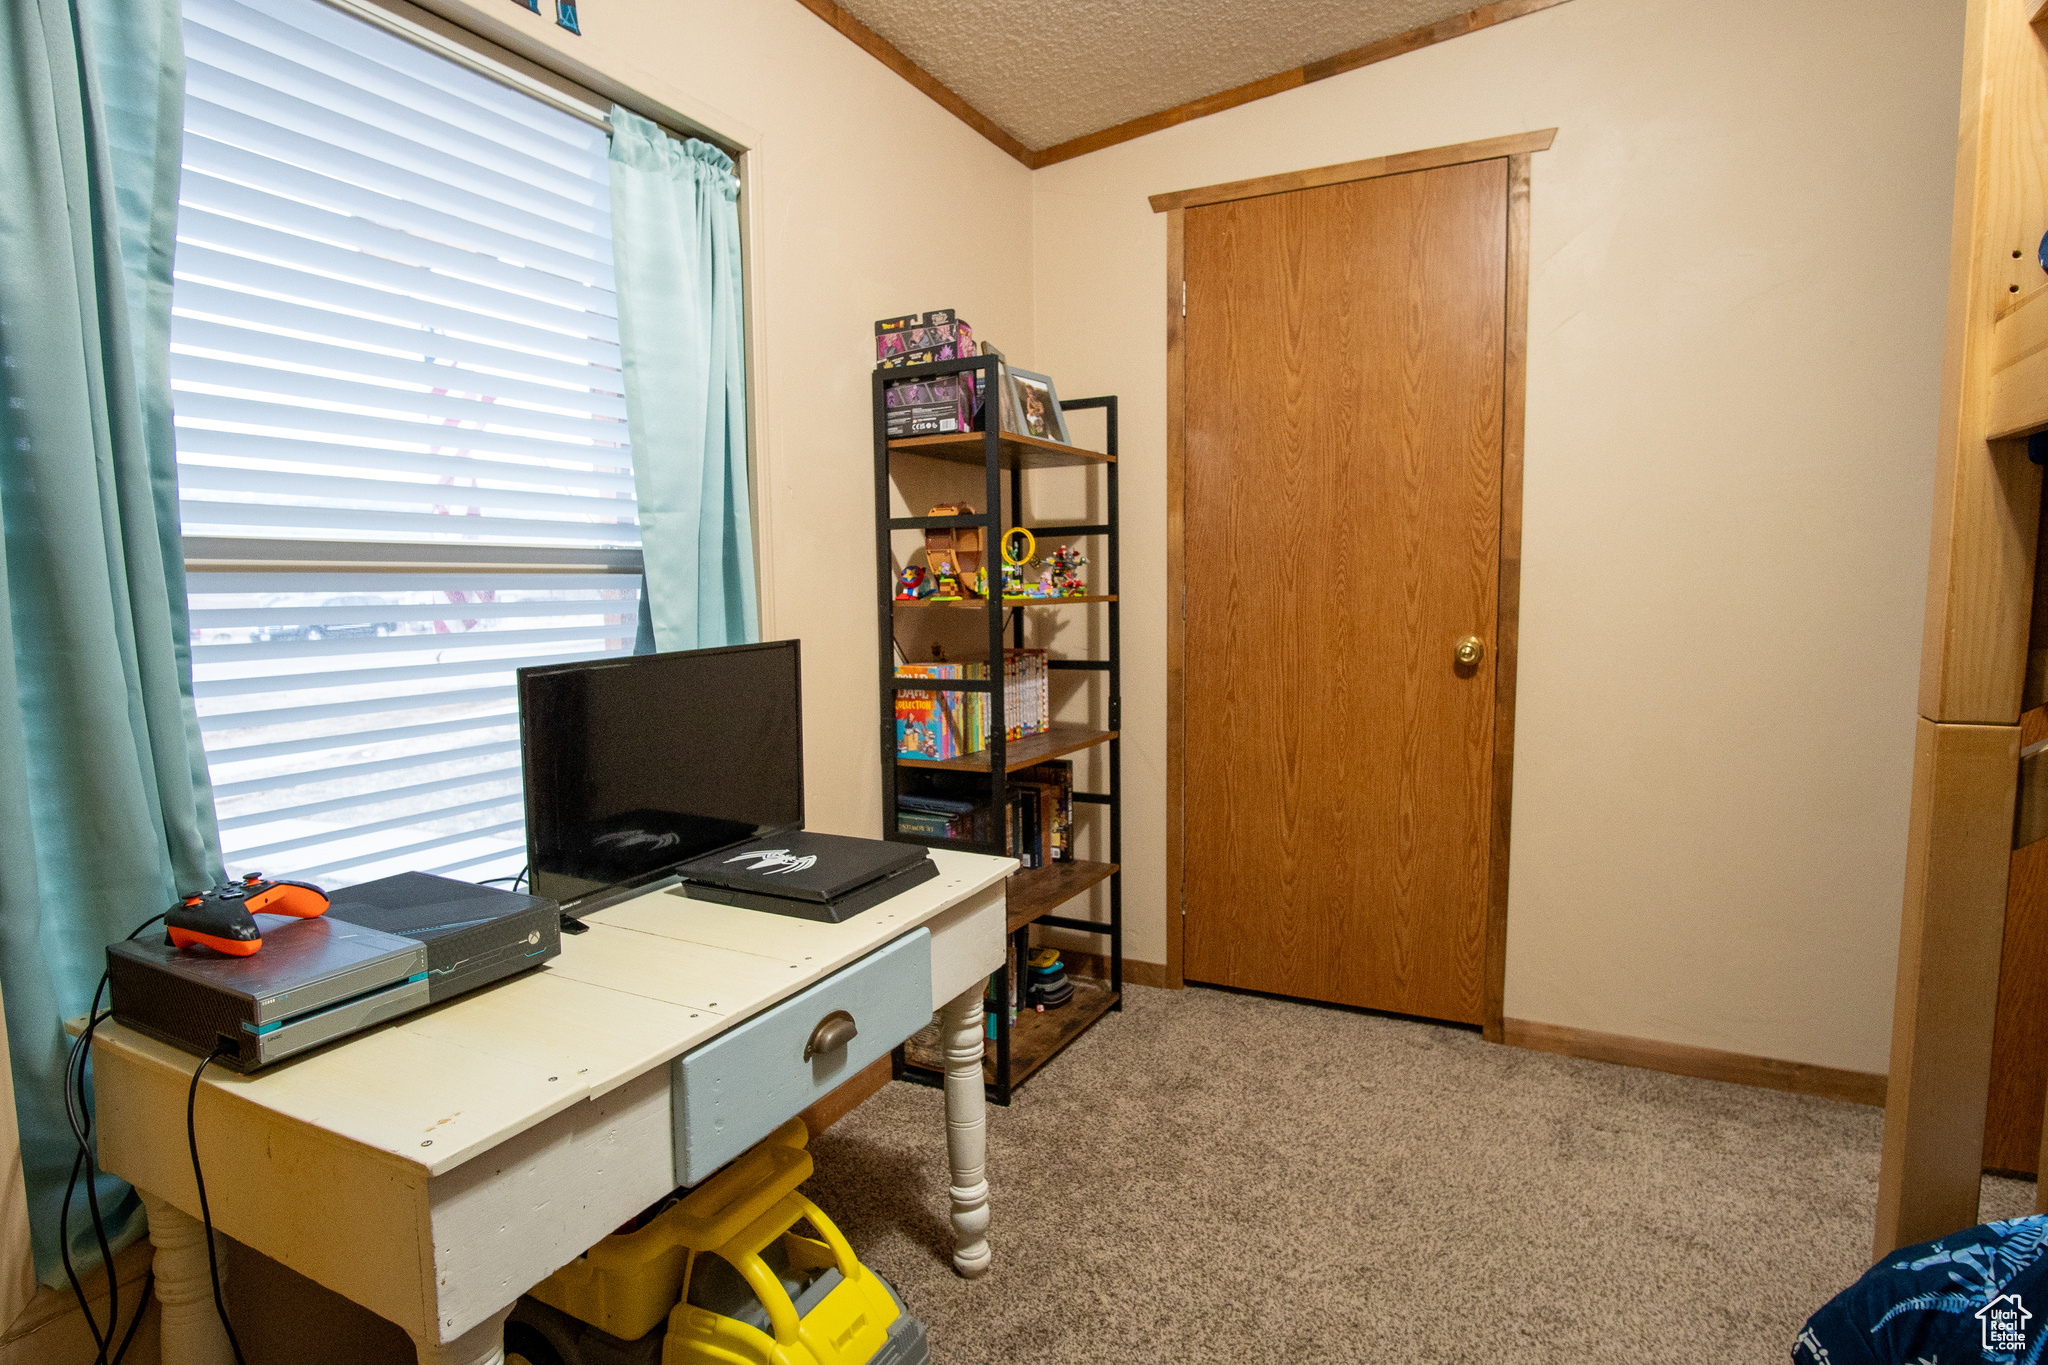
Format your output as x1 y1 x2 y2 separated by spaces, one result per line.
873 353 1121 1105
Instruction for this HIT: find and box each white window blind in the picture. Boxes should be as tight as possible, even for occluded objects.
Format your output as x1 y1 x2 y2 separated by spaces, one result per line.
175 0 642 887
191 576 637 885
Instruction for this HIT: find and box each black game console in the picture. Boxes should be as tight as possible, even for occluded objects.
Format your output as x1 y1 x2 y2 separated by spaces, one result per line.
670 831 937 923
108 872 561 1071
325 872 560 1003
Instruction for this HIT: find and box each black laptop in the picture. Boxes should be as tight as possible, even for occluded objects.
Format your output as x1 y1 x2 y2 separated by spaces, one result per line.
670 830 937 923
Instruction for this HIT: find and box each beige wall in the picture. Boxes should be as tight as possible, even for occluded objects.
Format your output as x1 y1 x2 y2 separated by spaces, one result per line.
418 0 1038 846
408 0 1962 1073
0 2 1037 1357
1029 0 1964 1073
5 2 1971 1352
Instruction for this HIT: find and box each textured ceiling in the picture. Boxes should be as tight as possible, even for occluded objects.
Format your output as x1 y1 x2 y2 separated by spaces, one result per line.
834 0 1485 151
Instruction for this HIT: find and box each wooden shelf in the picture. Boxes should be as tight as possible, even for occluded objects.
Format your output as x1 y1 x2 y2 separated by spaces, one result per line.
1006 859 1118 933
888 430 1114 469
894 723 1116 773
895 595 1115 609
903 974 1119 1089
879 381 1121 1105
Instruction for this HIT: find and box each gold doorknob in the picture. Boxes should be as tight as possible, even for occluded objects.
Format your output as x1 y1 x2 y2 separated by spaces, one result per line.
1455 636 1485 666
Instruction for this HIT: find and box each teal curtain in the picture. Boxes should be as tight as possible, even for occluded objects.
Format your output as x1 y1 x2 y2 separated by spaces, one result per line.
1 0 222 1284
607 107 758 651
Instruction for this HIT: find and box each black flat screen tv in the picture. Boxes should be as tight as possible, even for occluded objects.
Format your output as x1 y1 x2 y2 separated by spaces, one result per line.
518 640 804 911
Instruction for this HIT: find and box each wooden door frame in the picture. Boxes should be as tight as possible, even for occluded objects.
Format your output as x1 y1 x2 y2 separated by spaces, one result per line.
1154 129 1554 1036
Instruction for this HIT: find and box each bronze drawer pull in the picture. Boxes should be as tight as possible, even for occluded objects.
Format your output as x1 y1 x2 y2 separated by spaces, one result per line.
804 1010 857 1061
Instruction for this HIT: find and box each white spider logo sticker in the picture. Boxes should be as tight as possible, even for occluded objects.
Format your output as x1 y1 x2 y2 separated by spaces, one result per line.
593 829 680 851
724 848 817 877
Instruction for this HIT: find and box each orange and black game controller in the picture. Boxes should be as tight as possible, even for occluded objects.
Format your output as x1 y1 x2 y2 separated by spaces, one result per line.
166 874 330 956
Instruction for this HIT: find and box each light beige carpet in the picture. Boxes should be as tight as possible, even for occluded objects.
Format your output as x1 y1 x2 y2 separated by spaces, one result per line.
806 983 2035 1365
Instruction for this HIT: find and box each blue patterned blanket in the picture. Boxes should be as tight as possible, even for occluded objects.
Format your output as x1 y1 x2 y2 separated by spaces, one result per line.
1797 1216 2048 1364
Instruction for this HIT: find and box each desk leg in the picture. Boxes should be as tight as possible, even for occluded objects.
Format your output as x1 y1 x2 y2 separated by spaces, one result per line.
141 1194 232 1365
411 1304 515 1365
938 985 991 1278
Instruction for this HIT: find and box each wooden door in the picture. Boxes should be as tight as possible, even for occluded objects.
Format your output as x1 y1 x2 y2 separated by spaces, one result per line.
1180 157 1509 1023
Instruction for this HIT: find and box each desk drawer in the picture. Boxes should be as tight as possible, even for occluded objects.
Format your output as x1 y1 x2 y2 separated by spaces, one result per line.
672 928 931 1184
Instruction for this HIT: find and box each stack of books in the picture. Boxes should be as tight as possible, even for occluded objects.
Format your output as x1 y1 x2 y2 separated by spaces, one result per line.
1004 649 1048 741
1011 759 1073 863
894 661 987 761
894 759 1073 868
895 650 1049 761
895 791 977 842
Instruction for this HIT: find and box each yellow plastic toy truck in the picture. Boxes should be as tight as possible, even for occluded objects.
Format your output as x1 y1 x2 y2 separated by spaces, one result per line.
506 1119 928 1365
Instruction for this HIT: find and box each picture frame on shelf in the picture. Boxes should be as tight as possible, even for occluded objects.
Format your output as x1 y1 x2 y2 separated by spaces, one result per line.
1004 368 1069 445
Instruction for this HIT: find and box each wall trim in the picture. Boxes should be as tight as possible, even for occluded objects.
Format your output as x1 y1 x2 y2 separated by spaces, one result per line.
787 0 1033 165
1032 0 1574 167
1 1241 155 1365
1482 153 1532 1043
1148 128 1556 214
788 0 1574 171
1059 952 1171 991
1502 1018 1889 1107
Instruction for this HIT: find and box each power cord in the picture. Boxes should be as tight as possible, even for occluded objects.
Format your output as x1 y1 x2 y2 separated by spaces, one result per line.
185 1044 246 1365
60 912 163 1365
480 865 528 893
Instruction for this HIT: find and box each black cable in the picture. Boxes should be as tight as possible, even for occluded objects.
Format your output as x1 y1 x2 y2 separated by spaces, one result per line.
56 1172 151 1365
481 864 529 892
58 912 165 1364
61 914 158 1362
186 1044 246 1365
58 1149 105 1360
75 1012 116 1359
111 1272 152 1365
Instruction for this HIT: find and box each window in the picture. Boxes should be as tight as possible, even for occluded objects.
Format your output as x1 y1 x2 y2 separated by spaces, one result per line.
176 0 639 887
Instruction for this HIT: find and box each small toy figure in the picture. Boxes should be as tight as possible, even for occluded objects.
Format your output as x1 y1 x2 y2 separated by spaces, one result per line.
998 528 1037 600
895 565 929 601
1044 545 1088 597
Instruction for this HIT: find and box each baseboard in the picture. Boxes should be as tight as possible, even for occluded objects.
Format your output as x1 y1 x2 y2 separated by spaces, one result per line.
2 1240 157 1365
1501 1018 1888 1107
797 1055 891 1135
1123 959 1171 988
1038 948 1171 990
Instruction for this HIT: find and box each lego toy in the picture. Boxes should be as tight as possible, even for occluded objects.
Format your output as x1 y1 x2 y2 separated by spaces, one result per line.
894 566 930 601
923 504 982 597
511 1119 928 1365
1043 545 1088 597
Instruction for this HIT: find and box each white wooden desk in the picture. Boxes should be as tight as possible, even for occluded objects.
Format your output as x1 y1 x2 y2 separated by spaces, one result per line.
89 849 1013 1365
